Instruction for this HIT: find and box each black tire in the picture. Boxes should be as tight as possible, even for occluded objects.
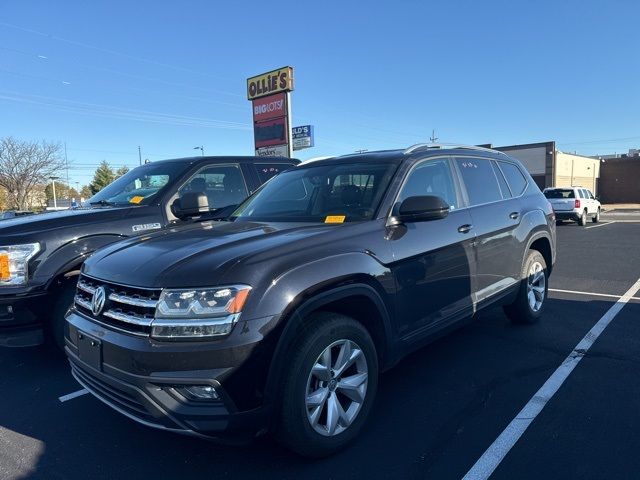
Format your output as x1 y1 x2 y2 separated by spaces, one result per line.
504 250 548 325
276 312 378 458
592 208 600 223
49 277 78 350
578 209 587 226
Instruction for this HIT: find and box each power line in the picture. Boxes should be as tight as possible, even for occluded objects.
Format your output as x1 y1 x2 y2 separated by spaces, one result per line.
0 21 239 87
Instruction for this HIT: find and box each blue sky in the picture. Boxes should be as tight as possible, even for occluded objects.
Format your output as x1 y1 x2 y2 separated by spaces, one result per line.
1 0 639 187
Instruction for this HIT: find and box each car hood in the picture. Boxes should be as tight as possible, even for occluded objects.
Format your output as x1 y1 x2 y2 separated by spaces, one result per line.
82 220 341 288
0 207 131 239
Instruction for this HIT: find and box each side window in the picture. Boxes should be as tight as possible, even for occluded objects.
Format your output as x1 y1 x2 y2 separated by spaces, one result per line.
399 158 458 209
491 161 512 199
588 190 595 200
179 164 248 209
577 189 585 199
256 163 288 183
582 189 590 199
498 161 527 196
455 157 502 206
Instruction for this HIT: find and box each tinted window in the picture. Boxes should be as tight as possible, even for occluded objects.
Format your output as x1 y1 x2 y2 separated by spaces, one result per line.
577 189 585 199
544 189 575 199
233 162 397 222
588 190 595 199
88 162 188 206
256 163 289 183
399 158 458 209
179 164 247 210
491 161 512 199
455 157 502 206
498 161 527 196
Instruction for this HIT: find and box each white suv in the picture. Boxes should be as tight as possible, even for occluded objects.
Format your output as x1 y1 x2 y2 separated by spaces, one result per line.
543 186 601 226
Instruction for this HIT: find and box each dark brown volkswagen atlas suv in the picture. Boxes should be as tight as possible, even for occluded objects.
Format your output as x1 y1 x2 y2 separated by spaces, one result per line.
65 145 556 457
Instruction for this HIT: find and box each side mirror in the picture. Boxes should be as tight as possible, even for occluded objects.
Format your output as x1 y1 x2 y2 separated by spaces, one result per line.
172 192 210 219
397 195 449 223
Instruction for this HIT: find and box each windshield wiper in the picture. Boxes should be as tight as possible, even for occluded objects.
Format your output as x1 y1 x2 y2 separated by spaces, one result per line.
89 200 118 207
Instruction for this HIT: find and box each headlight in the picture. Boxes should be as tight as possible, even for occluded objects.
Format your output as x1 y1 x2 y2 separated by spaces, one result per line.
0 243 41 286
151 285 251 339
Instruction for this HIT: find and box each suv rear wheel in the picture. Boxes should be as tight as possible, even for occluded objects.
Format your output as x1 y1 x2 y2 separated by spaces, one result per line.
276 312 378 457
578 209 587 226
504 250 548 324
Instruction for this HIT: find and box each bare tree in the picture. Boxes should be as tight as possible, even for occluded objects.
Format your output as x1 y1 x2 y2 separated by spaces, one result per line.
0 137 65 210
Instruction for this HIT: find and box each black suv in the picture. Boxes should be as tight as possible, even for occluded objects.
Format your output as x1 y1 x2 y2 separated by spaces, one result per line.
0 156 297 348
65 145 555 457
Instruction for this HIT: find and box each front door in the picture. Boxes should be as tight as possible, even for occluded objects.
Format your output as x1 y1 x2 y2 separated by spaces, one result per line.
389 157 476 340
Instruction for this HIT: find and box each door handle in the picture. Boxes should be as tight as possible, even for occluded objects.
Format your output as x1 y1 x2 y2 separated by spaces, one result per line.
458 224 473 234
509 212 519 220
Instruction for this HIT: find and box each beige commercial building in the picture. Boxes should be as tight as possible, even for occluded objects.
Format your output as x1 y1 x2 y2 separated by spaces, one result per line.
490 141 601 194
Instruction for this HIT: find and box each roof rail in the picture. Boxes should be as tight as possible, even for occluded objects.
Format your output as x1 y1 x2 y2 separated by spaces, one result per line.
404 143 508 156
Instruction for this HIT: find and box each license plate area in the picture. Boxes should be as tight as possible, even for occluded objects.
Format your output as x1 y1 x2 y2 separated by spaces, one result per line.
77 331 102 371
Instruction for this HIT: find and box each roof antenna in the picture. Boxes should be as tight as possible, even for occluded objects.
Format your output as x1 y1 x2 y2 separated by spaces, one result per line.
430 129 438 143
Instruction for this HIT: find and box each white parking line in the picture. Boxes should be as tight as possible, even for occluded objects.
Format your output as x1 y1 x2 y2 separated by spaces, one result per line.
462 278 640 480
59 388 89 403
549 288 640 302
585 221 616 229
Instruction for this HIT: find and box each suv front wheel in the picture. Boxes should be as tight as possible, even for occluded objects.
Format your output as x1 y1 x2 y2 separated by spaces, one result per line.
504 249 548 324
276 312 378 457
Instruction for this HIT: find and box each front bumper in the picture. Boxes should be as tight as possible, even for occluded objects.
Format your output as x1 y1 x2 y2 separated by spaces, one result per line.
0 289 48 347
65 310 275 440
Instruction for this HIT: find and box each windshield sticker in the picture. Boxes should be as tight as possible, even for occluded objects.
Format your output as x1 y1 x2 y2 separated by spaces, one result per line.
132 223 162 233
129 196 145 204
325 215 346 224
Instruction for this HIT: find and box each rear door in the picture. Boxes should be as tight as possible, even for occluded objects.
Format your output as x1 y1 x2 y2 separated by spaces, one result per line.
390 156 476 339
453 156 522 302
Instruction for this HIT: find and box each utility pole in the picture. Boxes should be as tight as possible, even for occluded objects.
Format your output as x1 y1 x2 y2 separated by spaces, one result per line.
64 142 69 203
194 146 204 156
430 129 438 143
138 146 142 166
354 149 368 154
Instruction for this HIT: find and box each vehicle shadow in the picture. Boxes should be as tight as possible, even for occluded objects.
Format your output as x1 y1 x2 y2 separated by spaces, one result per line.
0 297 620 480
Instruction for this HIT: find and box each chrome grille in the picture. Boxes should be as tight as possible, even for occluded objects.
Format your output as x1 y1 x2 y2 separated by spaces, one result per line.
74 274 161 335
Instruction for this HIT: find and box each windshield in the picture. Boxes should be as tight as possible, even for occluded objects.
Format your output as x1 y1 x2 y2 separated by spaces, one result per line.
87 162 188 206
233 161 398 223
544 189 575 199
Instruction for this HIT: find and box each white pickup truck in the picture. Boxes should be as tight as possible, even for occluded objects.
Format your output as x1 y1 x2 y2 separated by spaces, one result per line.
543 186 601 226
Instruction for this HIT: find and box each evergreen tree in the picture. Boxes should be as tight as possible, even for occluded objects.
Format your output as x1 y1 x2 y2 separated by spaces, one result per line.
115 165 130 179
89 160 116 194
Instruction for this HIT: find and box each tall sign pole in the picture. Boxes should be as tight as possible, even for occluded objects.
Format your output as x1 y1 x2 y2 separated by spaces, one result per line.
247 66 294 157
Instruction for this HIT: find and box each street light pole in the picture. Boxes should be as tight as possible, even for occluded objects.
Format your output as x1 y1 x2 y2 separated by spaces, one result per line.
194 146 204 156
49 176 60 209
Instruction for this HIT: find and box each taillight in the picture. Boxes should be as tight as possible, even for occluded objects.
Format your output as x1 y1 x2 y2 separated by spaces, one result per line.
575 199 581 209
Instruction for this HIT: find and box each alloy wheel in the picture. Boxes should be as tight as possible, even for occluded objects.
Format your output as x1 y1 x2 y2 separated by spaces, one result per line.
305 339 368 436
527 261 546 312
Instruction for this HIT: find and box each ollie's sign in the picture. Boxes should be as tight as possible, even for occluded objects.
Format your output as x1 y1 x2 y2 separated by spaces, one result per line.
247 67 294 100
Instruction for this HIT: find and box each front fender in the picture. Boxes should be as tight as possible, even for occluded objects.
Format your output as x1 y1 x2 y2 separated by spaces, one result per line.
33 234 128 288
241 251 395 321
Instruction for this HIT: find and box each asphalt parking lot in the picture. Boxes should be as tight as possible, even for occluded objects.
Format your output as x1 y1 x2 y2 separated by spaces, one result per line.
2 212 640 480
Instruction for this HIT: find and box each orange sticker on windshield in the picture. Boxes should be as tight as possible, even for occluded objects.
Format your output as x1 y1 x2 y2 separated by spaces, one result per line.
324 215 346 224
129 196 144 204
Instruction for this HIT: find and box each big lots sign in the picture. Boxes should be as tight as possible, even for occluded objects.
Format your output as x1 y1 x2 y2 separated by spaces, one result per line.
252 93 286 122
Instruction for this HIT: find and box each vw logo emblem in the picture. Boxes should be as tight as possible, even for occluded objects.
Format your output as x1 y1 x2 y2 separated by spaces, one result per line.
91 286 107 316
